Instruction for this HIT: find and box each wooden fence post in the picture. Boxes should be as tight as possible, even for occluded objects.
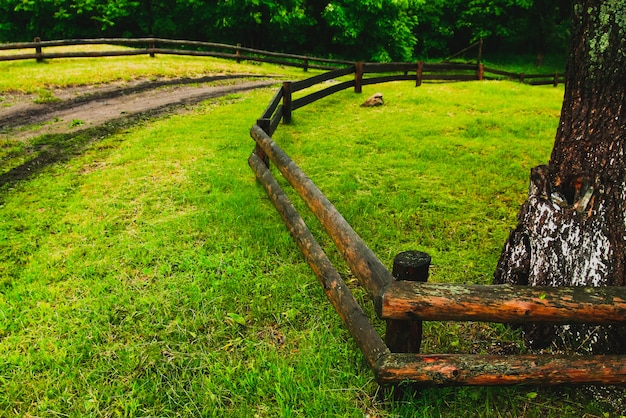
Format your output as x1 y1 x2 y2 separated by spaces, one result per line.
416 61 423 87
282 81 292 124
519 73 525 84
34 37 43 63
236 43 241 64
553 73 559 87
149 35 155 58
385 251 431 353
477 63 484 81
354 62 364 93
303 58 309 72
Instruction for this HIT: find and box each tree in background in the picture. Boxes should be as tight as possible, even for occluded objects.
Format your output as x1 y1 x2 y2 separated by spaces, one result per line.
437 0 570 59
7 0 66 39
495 0 626 354
0 1 570 62
214 0 313 51
410 0 457 58
321 0 418 61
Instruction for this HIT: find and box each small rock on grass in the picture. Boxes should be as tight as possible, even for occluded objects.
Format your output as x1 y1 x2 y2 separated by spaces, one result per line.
361 92 384 107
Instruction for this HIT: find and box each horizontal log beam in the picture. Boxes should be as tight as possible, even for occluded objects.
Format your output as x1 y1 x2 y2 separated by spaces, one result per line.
381 281 626 324
250 124 395 298
376 353 626 386
248 153 389 367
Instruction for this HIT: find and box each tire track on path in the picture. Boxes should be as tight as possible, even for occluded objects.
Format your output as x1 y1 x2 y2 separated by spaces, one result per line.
0 75 280 191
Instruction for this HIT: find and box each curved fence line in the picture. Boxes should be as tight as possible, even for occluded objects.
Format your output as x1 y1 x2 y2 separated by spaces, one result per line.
248 66 626 387
257 61 563 138
1 37 564 86
0 37 351 71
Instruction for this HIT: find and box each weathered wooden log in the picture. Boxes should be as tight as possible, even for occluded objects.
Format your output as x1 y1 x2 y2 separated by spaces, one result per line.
381 281 626 324
375 353 626 386
248 152 389 367
385 251 431 353
250 124 395 298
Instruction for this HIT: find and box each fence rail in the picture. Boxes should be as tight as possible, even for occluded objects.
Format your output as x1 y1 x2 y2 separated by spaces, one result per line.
0 37 351 70
1 37 564 86
247 63 626 388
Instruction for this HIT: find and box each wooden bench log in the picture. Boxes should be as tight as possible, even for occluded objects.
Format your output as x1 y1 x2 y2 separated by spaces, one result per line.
381 281 626 324
376 353 626 386
385 251 430 354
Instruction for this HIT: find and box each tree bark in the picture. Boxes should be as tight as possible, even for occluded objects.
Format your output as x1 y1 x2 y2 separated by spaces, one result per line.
495 0 626 353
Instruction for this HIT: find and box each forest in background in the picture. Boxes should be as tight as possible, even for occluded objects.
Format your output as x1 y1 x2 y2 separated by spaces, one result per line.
1 0 571 62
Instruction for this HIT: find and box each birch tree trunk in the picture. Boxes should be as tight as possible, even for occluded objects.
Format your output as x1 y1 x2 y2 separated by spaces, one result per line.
494 0 626 354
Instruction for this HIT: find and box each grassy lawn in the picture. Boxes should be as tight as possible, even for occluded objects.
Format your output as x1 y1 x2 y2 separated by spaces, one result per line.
0 52 621 416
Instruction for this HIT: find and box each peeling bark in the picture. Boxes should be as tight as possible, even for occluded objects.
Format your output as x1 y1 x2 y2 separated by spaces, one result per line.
495 0 626 354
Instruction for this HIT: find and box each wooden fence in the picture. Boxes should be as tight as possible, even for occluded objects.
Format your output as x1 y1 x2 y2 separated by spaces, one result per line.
0 37 564 86
248 65 626 387
0 37 351 71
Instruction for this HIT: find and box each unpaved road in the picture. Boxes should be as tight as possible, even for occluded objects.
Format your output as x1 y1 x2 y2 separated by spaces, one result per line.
0 74 279 141
0 74 280 189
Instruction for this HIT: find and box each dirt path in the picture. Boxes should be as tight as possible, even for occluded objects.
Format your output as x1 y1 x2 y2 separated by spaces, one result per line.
0 74 280 140
0 74 280 191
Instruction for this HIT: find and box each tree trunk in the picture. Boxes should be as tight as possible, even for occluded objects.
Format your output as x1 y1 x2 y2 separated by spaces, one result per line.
494 0 626 354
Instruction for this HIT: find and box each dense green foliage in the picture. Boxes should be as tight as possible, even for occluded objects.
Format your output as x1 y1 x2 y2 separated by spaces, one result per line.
0 0 571 61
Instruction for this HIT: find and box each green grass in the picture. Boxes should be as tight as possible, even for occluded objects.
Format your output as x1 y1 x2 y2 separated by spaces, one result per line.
0 53 623 416
278 81 561 286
